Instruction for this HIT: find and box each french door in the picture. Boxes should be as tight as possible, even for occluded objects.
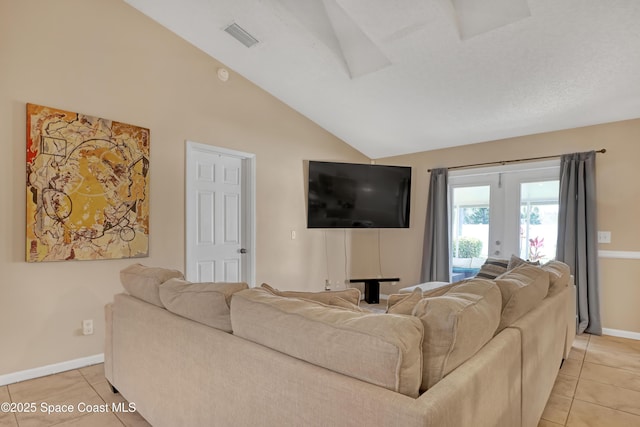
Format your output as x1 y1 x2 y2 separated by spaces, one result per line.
449 161 560 277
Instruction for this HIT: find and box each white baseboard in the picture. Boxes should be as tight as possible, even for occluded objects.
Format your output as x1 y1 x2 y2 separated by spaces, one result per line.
0 354 104 386
602 328 640 341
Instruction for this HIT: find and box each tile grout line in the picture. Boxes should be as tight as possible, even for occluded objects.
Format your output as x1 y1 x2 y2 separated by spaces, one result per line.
570 396 640 419
562 333 590 426
85 376 127 427
48 412 97 427
580 359 640 376
570 333 640 421
4 382 19 427
567 336 640 418
581 333 640 393
576 374 640 394
81 370 123 427
11 369 118 427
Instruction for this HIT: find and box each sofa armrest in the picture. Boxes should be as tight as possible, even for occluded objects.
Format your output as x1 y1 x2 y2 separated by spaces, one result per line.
508 286 569 427
415 328 522 427
104 302 114 385
565 280 577 359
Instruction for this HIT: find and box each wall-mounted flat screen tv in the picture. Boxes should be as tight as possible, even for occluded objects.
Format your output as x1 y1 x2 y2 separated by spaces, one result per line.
307 161 411 228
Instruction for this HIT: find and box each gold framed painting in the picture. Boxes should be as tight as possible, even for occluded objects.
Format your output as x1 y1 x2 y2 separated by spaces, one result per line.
26 103 150 262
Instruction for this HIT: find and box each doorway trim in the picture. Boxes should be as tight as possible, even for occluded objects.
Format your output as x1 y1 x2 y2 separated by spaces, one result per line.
185 141 256 286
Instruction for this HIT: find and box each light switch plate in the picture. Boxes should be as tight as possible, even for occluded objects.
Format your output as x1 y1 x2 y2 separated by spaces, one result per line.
597 231 611 244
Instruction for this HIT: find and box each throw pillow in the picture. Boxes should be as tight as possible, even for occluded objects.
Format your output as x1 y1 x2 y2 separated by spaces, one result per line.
260 283 361 307
476 257 509 279
120 263 184 307
159 279 248 332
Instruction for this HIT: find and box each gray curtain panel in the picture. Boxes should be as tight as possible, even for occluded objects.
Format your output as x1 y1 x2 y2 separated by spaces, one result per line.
557 151 602 335
421 168 450 282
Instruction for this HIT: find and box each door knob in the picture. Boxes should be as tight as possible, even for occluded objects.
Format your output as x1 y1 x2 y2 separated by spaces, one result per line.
239 248 247 254
494 250 500 255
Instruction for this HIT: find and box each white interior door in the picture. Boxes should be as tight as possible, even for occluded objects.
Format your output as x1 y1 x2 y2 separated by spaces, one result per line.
185 141 255 284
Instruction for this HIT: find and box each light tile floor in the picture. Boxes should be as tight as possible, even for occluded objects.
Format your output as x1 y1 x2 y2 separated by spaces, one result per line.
1 333 638 426
0 365 149 427
539 333 640 427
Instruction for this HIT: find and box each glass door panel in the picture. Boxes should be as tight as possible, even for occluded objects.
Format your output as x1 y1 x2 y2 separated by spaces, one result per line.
519 181 559 263
451 185 491 281
449 161 560 281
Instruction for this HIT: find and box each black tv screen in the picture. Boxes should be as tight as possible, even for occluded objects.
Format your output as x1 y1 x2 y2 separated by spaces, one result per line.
307 161 411 228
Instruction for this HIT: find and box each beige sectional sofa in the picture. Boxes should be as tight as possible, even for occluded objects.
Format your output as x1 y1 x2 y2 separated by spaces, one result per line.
105 260 574 427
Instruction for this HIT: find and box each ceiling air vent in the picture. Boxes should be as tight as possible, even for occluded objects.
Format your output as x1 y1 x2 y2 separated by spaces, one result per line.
224 23 259 48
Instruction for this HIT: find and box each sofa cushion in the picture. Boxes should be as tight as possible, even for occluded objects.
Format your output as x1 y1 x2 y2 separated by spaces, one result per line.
159 279 248 332
495 264 550 332
120 263 184 307
260 283 361 307
507 254 540 270
476 257 509 279
412 278 502 391
541 260 571 295
386 288 423 314
231 288 424 398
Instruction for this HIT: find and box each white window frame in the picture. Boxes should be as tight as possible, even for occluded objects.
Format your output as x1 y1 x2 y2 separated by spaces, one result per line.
449 160 560 262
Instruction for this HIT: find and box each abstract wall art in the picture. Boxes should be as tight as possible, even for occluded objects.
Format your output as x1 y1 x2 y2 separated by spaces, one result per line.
26 103 150 262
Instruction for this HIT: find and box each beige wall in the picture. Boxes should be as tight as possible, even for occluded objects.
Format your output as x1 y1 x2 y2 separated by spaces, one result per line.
0 0 368 375
379 120 640 334
2 0 638 378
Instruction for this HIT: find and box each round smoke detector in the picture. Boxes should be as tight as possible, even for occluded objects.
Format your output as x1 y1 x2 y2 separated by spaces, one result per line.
217 68 229 82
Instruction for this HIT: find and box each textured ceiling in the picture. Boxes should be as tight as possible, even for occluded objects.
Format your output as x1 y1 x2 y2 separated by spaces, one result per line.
124 0 640 158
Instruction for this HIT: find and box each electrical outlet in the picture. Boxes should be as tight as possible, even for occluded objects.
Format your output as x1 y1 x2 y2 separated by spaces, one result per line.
82 319 93 335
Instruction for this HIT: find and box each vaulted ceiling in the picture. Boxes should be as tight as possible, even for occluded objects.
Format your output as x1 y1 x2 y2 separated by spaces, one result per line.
124 0 640 158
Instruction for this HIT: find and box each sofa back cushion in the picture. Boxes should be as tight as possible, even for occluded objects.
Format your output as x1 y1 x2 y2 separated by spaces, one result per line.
495 264 550 332
120 264 184 307
260 283 361 307
541 260 571 295
159 279 248 332
389 280 473 314
230 288 424 398
413 278 502 391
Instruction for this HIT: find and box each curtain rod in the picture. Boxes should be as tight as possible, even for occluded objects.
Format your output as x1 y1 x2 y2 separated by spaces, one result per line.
427 148 606 173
